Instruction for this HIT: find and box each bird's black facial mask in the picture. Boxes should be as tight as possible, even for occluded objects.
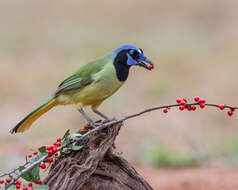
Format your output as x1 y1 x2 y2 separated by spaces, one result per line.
127 49 154 70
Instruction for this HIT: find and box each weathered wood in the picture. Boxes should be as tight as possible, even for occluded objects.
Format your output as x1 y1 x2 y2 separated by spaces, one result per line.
44 122 154 190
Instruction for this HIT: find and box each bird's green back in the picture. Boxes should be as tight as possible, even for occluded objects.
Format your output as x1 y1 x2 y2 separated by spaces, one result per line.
55 53 115 96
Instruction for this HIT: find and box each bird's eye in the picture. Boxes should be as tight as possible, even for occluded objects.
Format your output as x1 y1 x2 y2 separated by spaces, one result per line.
129 50 139 58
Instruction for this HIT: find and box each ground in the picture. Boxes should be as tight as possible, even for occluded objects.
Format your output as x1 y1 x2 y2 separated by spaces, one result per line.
137 165 238 190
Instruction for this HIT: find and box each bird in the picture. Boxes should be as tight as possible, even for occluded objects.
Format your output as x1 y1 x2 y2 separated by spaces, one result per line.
10 44 154 133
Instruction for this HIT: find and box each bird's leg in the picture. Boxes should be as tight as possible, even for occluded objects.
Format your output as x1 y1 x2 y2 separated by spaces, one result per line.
78 108 96 127
92 109 109 121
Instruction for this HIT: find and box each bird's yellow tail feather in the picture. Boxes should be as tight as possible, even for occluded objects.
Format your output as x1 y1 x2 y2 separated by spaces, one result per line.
11 98 58 133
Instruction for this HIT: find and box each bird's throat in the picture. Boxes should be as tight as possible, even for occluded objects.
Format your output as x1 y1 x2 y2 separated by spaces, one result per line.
113 51 130 82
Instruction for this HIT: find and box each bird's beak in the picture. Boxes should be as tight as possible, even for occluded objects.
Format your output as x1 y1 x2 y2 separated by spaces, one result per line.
136 56 154 71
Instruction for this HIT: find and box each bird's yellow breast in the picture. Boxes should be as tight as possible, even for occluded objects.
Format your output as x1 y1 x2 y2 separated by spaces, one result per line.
57 63 124 109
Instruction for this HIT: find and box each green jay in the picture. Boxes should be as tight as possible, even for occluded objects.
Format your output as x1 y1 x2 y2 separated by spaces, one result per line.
10 44 154 133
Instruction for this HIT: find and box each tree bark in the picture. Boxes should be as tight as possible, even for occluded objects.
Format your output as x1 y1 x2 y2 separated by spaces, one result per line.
44 122 154 190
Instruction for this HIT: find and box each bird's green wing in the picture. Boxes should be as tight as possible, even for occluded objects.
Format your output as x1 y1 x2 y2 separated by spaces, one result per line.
55 58 108 96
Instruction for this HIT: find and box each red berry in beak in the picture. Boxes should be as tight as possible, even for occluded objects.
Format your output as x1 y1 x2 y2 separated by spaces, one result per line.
148 65 154 70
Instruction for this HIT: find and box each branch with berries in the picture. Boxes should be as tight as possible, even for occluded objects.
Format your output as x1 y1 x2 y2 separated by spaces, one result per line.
0 96 237 190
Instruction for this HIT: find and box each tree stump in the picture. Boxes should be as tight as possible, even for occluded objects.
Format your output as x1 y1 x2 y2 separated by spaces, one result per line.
44 122 154 190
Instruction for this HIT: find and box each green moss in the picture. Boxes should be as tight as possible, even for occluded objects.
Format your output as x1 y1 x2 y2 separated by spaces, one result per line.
142 145 198 168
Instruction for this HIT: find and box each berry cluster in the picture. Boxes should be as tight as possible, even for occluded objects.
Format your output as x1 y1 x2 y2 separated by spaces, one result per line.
162 96 235 116
0 178 34 190
0 137 64 190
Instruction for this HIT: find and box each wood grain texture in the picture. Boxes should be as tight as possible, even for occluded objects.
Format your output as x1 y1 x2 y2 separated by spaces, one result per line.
44 122 154 190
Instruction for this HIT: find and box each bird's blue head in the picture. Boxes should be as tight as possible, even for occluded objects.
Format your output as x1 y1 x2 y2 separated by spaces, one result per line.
112 44 154 81
113 44 154 71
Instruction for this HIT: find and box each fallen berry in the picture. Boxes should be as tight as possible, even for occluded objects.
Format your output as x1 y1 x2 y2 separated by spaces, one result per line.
40 163 46 169
6 177 11 183
0 179 4 184
219 104 225 110
36 180 42 185
179 105 185 111
16 184 21 189
163 108 168 113
200 103 205 108
194 96 200 102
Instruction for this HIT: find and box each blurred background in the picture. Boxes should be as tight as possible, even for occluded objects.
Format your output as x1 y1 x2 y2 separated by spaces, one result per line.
0 0 238 189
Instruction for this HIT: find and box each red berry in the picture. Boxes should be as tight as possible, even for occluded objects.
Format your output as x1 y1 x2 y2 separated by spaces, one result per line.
186 106 192 111
199 99 206 104
182 98 187 102
29 187 33 190
228 110 233 116
46 146 52 151
191 106 197 111
33 152 38 155
28 154 32 158
83 123 90 128
6 177 11 183
16 179 21 185
28 183 33 187
80 128 88 131
40 163 46 169
16 184 21 189
36 180 42 185
0 179 4 184
219 104 225 110
176 98 181 103
57 138 62 142
52 147 57 153
180 100 187 106
200 103 205 108
148 64 154 70
55 142 61 147
179 105 185 111
48 150 53 156
45 157 53 163
163 108 168 113
23 187 28 190
54 152 58 157
194 96 200 102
